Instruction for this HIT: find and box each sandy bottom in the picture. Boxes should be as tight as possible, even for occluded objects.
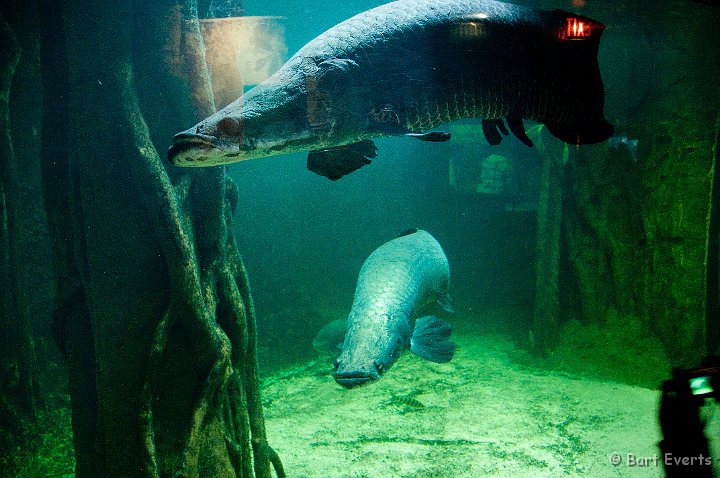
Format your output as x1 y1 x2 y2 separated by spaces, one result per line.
262 333 668 477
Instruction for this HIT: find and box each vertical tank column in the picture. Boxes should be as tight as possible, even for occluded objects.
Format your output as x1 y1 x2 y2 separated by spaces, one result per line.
705 117 720 355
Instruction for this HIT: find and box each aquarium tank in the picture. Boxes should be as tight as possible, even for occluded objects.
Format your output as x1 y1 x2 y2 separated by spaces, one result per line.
0 0 719 477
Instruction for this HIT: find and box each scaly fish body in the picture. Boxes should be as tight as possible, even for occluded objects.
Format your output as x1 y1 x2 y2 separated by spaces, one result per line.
169 0 613 179
334 229 454 388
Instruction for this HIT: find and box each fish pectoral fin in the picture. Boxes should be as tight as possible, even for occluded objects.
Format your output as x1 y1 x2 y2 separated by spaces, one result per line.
506 114 533 147
482 119 508 146
307 140 378 180
410 316 455 363
482 116 534 147
369 124 451 143
437 292 454 313
405 131 451 142
545 119 615 146
366 105 450 143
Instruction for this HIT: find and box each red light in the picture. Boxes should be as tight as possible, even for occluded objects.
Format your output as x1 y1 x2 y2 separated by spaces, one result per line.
563 17 591 40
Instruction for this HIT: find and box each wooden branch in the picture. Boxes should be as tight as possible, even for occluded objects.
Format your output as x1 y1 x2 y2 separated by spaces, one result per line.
137 309 173 478
179 332 232 476
222 230 273 478
178 0 215 118
267 445 286 478
219 269 253 477
234 259 272 478
229 382 254 478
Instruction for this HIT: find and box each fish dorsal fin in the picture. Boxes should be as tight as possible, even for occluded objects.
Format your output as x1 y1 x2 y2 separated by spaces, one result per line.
396 228 418 238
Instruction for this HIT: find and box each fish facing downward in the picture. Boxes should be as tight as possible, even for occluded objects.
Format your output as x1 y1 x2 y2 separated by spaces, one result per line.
168 0 613 180
333 229 455 388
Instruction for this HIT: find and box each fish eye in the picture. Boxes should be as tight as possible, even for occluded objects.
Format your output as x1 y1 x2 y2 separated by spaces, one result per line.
217 117 241 136
332 357 340 369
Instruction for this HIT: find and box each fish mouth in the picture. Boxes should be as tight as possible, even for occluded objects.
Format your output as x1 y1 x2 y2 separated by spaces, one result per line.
168 132 229 166
333 369 381 389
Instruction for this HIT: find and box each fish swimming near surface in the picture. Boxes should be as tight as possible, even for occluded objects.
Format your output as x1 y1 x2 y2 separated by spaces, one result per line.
333 229 455 388
169 0 613 180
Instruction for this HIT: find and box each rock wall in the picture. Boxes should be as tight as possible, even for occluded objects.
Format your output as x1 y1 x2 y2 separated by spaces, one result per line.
561 2 720 366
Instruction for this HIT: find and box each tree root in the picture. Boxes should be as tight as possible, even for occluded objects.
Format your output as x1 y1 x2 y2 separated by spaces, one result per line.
37 0 281 473
138 310 172 478
113 20 277 475
267 444 286 478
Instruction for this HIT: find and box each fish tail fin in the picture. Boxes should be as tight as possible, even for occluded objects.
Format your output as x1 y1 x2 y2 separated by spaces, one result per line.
410 316 455 363
545 119 614 146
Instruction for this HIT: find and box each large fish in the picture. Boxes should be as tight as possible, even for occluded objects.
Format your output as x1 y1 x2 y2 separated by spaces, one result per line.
333 229 455 388
168 0 614 179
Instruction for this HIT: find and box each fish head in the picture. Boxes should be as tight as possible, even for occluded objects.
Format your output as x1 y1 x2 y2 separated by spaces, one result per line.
333 312 410 389
168 78 316 166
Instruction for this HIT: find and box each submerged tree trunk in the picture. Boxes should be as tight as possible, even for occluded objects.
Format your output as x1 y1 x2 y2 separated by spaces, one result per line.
706 118 720 354
0 9 39 450
40 0 277 476
531 130 566 356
